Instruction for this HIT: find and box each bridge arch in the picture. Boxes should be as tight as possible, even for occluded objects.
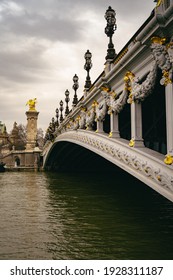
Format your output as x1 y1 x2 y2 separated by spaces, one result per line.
43 130 173 202
44 141 117 172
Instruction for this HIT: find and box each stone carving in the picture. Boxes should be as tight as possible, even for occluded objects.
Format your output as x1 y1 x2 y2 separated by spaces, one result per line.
127 62 158 103
57 131 173 194
167 41 173 64
45 122 55 142
85 108 96 130
68 119 74 130
79 109 86 129
85 101 97 129
126 36 173 103
151 37 172 86
101 85 128 115
73 116 80 130
95 98 107 121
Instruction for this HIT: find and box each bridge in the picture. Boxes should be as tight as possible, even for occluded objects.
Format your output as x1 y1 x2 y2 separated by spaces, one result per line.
43 1 173 202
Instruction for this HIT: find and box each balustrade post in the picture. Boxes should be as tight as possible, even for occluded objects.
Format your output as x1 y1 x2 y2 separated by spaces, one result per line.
96 120 104 133
109 112 119 138
165 82 173 154
130 102 144 147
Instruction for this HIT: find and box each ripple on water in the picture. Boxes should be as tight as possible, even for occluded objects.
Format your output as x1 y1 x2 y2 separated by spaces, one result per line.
0 171 173 259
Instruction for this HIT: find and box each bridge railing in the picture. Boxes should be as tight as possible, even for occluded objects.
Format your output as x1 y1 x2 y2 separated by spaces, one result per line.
44 3 173 166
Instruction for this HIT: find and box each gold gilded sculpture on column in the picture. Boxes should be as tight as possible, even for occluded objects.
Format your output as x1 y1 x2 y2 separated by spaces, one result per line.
26 98 37 111
25 98 39 150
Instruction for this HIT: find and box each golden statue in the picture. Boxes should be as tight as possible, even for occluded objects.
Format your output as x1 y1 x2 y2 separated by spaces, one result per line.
26 98 37 111
156 0 163 8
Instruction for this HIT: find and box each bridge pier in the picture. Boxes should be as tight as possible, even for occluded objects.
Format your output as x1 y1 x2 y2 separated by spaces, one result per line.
131 102 144 147
165 82 173 155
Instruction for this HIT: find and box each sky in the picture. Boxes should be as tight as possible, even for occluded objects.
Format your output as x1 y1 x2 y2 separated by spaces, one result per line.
0 0 156 133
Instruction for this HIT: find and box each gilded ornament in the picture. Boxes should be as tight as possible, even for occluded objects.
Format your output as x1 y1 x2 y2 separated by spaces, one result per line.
162 70 172 86
124 71 135 91
157 176 161 182
128 93 134 104
109 131 112 138
101 85 111 92
124 71 135 83
124 71 135 81
151 36 166 45
114 48 128 65
129 138 135 147
26 98 37 111
76 116 81 121
155 0 163 8
92 100 98 108
166 42 173 49
81 107 87 112
164 154 173 165
110 91 117 98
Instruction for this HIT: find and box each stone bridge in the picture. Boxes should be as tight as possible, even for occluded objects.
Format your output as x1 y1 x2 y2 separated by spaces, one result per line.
43 1 173 202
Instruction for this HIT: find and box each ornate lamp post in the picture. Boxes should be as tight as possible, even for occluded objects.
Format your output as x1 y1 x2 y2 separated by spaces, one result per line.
72 74 79 106
55 108 59 127
84 50 92 90
59 100 64 123
65 89 70 115
104 6 117 61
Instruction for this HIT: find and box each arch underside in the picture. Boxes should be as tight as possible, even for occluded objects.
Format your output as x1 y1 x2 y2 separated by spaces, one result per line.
44 130 173 202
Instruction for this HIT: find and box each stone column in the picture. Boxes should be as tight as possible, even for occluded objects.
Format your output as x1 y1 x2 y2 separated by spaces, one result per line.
25 110 39 150
96 120 104 133
165 83 173 154
131 102 144 147
110 112 120 138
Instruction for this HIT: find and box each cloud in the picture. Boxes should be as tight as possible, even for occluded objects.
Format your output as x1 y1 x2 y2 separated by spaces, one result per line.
0 0 88 43
0 0 156 132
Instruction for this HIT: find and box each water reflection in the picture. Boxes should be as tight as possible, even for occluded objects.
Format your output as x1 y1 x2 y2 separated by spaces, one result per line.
0 171 173 259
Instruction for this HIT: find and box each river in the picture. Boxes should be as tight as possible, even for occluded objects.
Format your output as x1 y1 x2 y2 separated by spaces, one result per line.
0 171 173 260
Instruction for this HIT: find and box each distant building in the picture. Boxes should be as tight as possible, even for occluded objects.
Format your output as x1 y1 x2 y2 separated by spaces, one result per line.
0 100 42 170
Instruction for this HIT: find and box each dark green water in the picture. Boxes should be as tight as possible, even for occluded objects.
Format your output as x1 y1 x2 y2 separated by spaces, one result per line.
0 171 173 260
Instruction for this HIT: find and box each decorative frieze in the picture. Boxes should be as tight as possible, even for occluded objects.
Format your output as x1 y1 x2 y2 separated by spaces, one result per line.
55 130 173 200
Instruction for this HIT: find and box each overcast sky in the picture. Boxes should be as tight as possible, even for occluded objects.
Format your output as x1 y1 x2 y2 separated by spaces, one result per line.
0 0 156 132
